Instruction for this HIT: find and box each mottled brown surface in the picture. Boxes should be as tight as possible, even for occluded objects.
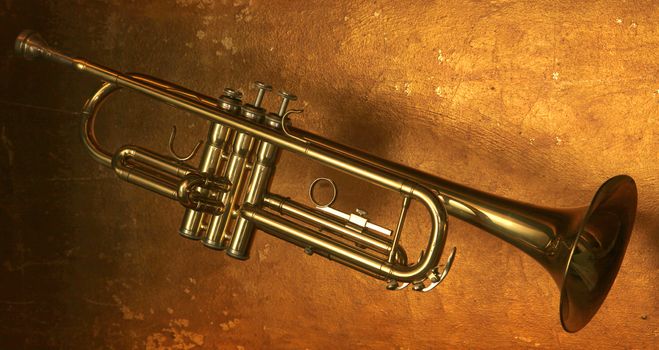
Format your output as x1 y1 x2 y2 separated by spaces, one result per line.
0 0 657 349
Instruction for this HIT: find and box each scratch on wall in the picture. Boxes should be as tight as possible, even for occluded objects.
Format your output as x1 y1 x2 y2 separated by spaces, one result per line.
146 318 204 350
112 295 144 320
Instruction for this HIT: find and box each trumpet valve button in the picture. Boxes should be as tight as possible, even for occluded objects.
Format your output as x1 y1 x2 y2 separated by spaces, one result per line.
218 87 243 113
277 90 297 116
253 81 272 108
254 81 272 91
223 87 242 99
278 90 297 101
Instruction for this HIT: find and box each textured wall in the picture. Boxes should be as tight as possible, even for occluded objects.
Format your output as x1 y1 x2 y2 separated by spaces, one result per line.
0 0 657 349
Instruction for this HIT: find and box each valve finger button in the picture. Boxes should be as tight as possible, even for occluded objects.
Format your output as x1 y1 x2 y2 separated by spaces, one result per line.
253 81 272 108
277 90 297 117
240 81 271 122
278 90 298 101
223 87 242 99
265 91 298 130
218 87 243 114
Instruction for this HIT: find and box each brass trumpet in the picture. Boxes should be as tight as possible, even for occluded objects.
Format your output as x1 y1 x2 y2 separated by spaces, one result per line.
15 30 637 332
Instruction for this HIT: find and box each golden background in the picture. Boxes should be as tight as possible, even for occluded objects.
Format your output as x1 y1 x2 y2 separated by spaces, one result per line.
0 0 657 348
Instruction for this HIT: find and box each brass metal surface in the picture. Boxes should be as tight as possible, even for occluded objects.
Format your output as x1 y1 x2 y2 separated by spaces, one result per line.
15 29 451 284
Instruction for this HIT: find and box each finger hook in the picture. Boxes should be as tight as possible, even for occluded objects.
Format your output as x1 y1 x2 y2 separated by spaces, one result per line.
281 109 307 143
168 125 203 162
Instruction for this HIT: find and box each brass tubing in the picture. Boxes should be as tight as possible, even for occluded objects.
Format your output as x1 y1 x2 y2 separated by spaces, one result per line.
180 122 234 239
81 82 120 167
291 129 564 260
78 75 233 240
37 50 397 187
82 84 197 201
19 32 448 281
112 146 204 201
198 124 233 174
240 205 390 275
228 141 279 259
112 158 180 200
262 194 392 255
110 72 447 278
216 154 253 237
388 196 411 263
114 146 196 178
203 132 255 249
129 73 219 108
180 88 242 239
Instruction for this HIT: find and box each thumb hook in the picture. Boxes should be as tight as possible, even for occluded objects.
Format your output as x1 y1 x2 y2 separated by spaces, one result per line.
281 109 307 143
168 125 203 162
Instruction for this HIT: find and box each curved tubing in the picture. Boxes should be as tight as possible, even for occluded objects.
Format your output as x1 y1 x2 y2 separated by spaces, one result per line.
66 45 448 282
81 82 119 167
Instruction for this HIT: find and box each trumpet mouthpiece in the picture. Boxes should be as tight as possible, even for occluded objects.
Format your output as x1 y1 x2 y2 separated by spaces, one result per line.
15 30 47 60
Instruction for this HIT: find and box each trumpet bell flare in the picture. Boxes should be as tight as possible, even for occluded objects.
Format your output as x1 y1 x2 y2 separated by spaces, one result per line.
560 175 637 332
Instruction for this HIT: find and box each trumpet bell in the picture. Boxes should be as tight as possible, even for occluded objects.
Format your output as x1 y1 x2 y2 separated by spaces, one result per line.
557 175 637 332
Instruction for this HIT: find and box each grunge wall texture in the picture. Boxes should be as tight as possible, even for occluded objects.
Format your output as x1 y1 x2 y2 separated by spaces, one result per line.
0 1 656 348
